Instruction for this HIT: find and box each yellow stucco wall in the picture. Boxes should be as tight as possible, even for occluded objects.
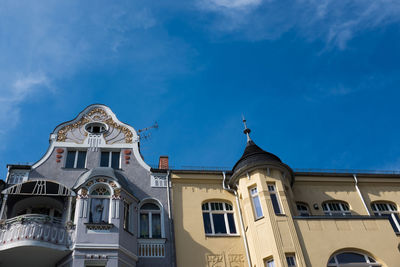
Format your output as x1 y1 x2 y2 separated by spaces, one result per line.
295 218 400 266
172 169 400 267
172 172 246 267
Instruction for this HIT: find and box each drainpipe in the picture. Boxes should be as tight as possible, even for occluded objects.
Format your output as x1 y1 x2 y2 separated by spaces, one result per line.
222 172 252 267
353 174 370 216
167 170 177 267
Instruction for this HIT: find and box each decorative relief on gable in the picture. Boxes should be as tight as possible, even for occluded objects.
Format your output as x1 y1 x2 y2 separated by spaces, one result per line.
228 254 244 267
56 107 135 144
207 254 225 267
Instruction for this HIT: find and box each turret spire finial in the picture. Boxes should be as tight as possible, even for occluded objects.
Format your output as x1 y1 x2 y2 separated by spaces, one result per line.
242 115 251 142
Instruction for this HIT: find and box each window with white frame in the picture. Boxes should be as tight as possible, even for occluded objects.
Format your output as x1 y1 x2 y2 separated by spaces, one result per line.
7 170 29 184
151 174 168 187
89 185 111 223
140 202 162 238
65 150 87 168
268 184 282 214
202 202 237 235
322 201 351 216
327 252 381 267
100 151 120 169
371 202 400 233
286 254 296 267
264 259 275 267
250 187 263 219
296 202 310 216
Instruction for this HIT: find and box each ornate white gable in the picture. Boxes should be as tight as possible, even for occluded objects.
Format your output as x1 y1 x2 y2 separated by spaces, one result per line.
55 106 137 145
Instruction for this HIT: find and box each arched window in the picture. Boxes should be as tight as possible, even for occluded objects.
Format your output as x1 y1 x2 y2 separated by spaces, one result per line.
202 202 237 235
139 202 162 238
371 202 400 233
328 252 381 266
89 185 111 224
296 202 310 216
322 201 351 216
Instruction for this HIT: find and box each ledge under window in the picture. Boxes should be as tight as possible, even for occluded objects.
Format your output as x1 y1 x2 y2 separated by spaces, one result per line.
85 223 114 230
205 234 240 237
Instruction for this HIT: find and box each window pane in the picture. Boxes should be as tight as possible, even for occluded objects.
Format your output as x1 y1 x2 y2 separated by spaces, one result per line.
227 213 237 234
65 151 76 168
124 203 129 230
286 256 296 266
140 213 149 238
152 213 161 238
100 152 109 167
385 213 400 232
328 257 335 264
111 152 120 169
270 194 282 214
76 151 86 168
212 214 227 234
266 260 275 267
253 195 263 218
203 212 212 234
90 198 109 223
336 252 366 263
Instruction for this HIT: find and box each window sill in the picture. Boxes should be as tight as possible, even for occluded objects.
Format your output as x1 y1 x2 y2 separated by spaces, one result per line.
255 216 264 221
205 234 240 237
62 167 88 170
85 223 114 230
124 229 134 236
138 238 166 244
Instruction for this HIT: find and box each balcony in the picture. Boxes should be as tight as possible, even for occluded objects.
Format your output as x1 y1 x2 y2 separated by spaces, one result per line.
138 239 166 257
0 214 73 250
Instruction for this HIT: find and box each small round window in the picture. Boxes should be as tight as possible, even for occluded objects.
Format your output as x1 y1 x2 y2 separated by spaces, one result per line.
85 122 108 134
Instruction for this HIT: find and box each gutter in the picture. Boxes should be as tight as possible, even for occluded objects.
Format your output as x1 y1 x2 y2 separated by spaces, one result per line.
222 172 252 267
353 174 370 216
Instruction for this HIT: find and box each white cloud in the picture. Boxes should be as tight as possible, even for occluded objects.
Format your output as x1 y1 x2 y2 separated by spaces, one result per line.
197 0 400 49
0 72 52 131
203 0 262 9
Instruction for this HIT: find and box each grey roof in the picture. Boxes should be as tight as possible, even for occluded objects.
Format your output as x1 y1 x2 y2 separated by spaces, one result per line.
73 167 135 196
232 140 281 173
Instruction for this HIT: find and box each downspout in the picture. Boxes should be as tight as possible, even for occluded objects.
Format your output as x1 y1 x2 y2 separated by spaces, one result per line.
353 174 370 215
222 172 252 267
167 170 177 267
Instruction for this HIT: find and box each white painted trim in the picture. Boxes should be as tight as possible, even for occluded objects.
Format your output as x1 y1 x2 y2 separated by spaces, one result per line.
0 240 69 252
32 104 151 172
73 243 138 261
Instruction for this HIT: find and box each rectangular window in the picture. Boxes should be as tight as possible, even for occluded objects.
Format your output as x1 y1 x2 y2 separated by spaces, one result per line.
100 151 120 169
65 150 87 168
250 187 263 219
265 259 275 267
286 255 296 267
202 202 237 235
124 202 130 231
268 184 282 214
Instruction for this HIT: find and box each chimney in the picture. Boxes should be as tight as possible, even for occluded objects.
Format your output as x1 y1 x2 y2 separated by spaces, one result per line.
158 156 169 170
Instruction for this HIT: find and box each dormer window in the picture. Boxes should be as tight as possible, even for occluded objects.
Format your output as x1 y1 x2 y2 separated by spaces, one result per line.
85 122 108 134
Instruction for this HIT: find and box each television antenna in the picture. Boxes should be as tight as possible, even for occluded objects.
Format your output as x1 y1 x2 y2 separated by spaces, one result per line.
138 121 159 141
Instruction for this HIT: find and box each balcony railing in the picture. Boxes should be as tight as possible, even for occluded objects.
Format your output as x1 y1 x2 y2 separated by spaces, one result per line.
0 214 73 249
138 239 166 258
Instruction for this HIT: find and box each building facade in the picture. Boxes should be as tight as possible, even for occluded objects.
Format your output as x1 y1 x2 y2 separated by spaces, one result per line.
0 105 173 267
1 104 400 266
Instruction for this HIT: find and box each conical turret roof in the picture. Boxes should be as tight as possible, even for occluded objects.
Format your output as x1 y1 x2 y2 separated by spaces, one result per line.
232 139 281 173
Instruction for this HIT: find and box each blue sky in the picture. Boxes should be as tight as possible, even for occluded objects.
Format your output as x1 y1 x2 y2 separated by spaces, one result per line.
1 0 400 178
